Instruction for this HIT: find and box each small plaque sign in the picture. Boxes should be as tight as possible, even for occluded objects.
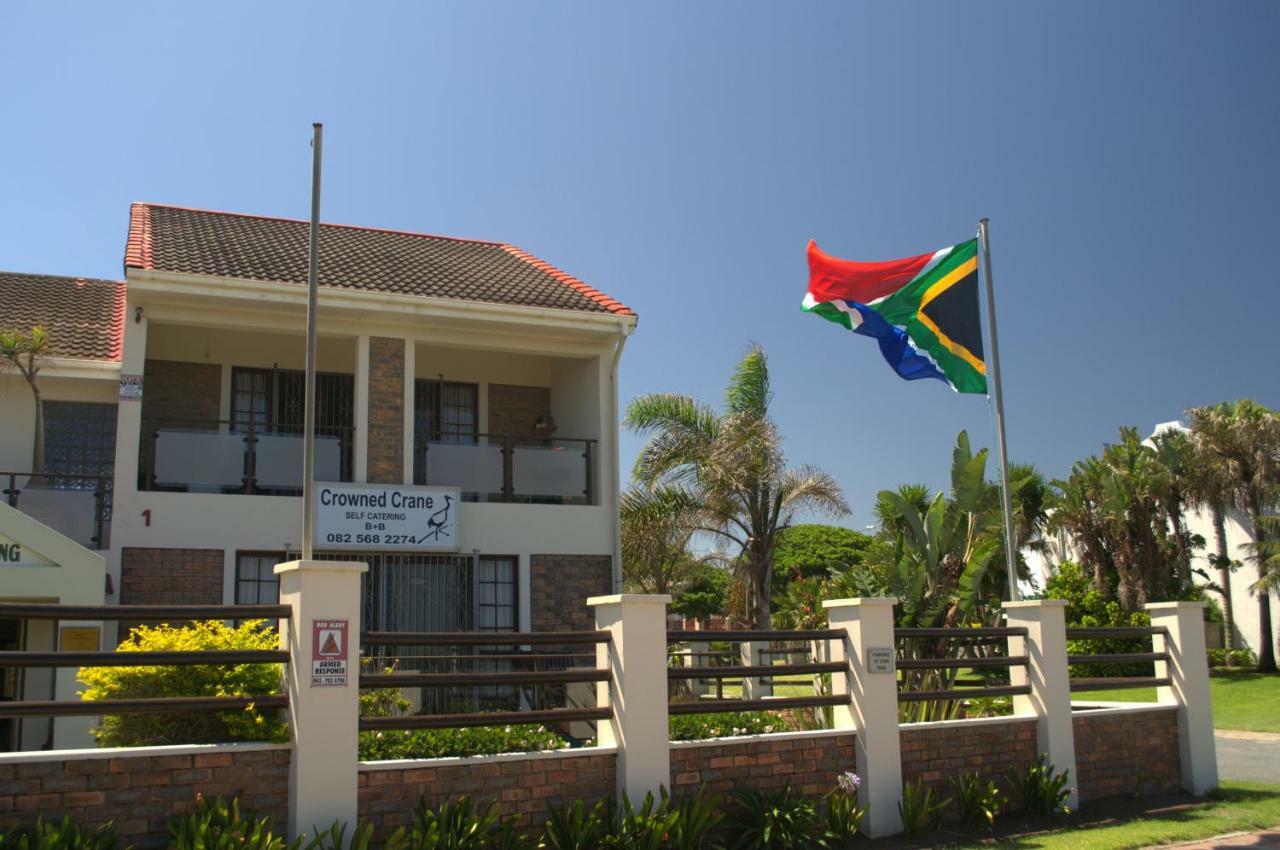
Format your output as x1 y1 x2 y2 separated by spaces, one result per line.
60 627 101 652
310 618 349 687
866 647 895 674
119 374 144 402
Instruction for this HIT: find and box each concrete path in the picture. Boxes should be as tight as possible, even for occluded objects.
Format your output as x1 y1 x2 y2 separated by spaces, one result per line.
1216 731 1280 785
1156 829 1280 848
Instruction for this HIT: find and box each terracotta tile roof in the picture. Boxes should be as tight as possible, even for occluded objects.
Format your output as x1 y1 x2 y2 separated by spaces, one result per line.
125 203 635 318
0 271 126 362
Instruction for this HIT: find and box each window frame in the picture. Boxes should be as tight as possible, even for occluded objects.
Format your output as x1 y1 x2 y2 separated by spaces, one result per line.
41 400 118 488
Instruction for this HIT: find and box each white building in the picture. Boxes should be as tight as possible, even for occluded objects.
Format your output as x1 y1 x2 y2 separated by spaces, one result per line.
0 203 637 750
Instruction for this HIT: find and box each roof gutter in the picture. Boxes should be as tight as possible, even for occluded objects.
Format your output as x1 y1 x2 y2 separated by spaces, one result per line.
609 318 634 592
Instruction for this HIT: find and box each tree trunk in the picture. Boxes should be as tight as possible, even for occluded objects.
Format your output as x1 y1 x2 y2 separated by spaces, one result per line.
1247 487 1277 674
1212 504 1236 651
28 376 44 475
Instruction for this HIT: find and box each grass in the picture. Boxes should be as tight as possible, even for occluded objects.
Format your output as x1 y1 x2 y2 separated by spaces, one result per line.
1071 669 1280 734
940 781 1280 849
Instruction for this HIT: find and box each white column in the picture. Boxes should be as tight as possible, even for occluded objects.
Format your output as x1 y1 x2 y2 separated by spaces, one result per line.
275 559 368 839
1003 599 1079 811
589 594 671 803
353 335 370 483
739 640 772 700
402 339 415 485
823 598 902 838
1147 602 1218 795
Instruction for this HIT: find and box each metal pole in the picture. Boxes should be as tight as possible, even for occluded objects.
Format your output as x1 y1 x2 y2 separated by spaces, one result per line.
302 123 323 560
978 218 1020 602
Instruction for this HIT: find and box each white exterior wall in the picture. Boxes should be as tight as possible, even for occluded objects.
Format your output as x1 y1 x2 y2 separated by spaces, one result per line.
108 273 630 606
0 371 120 475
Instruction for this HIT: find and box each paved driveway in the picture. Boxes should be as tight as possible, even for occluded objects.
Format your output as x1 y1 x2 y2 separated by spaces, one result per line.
1216 731 1280 784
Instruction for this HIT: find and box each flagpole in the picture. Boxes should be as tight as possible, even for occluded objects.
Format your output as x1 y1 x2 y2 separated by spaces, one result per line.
978 218 1020 602
302 123 323 561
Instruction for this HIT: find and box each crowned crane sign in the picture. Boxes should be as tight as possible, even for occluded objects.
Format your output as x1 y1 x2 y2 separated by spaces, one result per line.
313 483 461 551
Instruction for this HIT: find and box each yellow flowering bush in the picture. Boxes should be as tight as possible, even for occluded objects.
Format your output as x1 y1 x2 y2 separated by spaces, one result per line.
78 619 289 747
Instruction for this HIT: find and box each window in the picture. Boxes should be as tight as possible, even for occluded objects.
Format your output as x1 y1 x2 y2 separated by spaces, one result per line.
476 557 517 632
43 402 117 488
414 380 479 485
235 552 281 604
230 368 271 432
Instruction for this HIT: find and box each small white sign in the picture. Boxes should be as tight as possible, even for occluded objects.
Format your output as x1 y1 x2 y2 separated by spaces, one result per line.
313 482 460 552
867 647 895 674
119 374 143 402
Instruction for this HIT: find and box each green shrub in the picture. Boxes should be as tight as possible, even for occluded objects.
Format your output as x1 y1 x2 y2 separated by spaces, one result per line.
723 785 822 850
539 799 609 850
667 712 784 742
660 787 724 850
609 793 679 850
1045 562 1155 679
169 794 295 850
0 816 120 850
358 725 569 761
304 821 402 850
949 771 1005 829
408 796 518 850
78 620 288 747
1007 756 1072 817
1208 647 1258 668
897 779 949 837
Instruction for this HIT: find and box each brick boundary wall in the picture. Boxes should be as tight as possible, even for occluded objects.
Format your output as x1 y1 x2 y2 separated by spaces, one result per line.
0 744 290 848
1073 705 1182 803
367 337 404 484
358 748 617 832
899 716 1039 802
669 730 858 798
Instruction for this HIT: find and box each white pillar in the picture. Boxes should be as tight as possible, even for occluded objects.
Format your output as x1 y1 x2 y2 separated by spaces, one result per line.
823 598 902 838
1003 599 1079 811
589 594 671 803
739 640 773 700
1147 602 1218 795
275 559 368 840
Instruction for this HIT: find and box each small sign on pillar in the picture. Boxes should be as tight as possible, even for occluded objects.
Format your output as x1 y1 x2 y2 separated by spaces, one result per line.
311 618 349 687
866 647 895 674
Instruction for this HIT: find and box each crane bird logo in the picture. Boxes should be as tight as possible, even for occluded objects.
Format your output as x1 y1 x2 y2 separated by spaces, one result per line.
422 494 454 542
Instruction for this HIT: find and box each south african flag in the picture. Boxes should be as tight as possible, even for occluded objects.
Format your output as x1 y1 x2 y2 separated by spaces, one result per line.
802 238 987 394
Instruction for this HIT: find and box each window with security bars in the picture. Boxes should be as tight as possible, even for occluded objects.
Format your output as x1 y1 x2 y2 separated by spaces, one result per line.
229 367 355 482
42 402 117 488
413 380 480 487
235 552 282 604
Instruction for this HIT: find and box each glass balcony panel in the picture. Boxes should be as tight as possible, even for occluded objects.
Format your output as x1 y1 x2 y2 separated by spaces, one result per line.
255 433 342 488
9 480 100 548
512 445 585 499
154 429 245 490
423 442 503 493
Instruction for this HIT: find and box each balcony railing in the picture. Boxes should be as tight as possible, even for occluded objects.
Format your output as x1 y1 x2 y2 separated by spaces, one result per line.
413 433 595 505
140 418 354 494
2 472 111 550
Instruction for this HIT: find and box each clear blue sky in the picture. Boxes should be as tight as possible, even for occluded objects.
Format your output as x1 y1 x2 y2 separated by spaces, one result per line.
3 2 1277 527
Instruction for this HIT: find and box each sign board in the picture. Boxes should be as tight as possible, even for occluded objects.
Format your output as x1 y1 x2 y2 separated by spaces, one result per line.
119 374 143 402
0 533 54 568
313 483 461 552
60 627 101 652
866 647 895 674
310 619 349 687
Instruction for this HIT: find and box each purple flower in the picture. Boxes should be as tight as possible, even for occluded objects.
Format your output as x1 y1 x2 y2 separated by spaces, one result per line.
837 771 862 795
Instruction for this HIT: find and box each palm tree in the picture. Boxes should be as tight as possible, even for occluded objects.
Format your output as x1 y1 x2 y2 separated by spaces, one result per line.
625 344 849 628
1150 428 1200 594
1187 429 1244 649
1190 400 1280 673
620 484 705 595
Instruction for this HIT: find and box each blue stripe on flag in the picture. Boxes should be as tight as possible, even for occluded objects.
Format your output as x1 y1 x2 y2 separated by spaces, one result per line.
845 301 950 386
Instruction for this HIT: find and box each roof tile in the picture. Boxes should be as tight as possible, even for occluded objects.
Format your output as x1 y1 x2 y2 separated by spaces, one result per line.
125 203 635 318
0 272 125 362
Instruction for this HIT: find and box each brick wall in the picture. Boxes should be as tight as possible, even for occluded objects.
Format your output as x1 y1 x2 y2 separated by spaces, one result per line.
358 749 616 832
529 555 612 633
0 745 290 848
139 360 222 482
120 548 224 605
1073 707 1182 802
899 717 1039 800
670 731 858 798
367 337 404 484
488 384 551 443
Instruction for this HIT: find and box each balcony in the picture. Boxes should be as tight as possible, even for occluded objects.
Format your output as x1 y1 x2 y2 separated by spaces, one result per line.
2 472 111 550
413 434 596 505
139 419 354 494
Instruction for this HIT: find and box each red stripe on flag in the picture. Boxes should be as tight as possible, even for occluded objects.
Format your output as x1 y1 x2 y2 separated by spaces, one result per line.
806 240 935 305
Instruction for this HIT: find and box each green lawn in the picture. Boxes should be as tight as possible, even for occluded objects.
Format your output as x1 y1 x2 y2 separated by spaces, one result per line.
942 781 1280 849
1071 670 1280 734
